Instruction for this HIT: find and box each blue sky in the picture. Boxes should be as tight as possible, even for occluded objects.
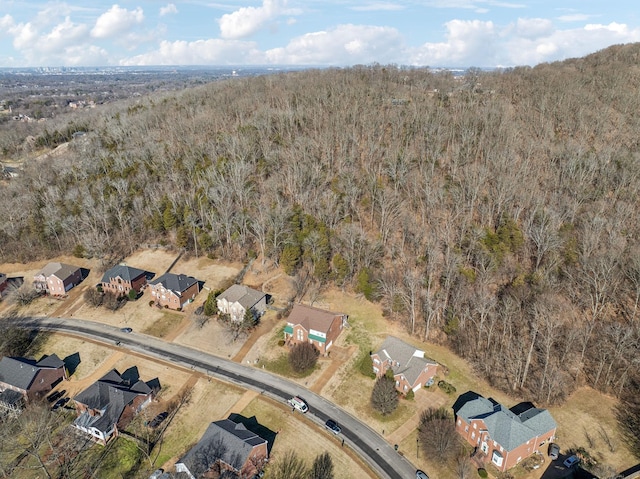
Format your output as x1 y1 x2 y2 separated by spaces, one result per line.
1 1 639 68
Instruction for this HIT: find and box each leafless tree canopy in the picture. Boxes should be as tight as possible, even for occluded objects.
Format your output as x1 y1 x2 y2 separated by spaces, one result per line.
418 407 458 461
1 45 640 411
288 341 319 373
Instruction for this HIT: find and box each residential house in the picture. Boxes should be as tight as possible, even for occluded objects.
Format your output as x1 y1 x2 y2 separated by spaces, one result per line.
101 264 152 298
283 304 348 355
175 416 269 479
216 284 267 322
371 336 438 394
149 273 203 310
33 262 84 296
0 272 8 298
72 369 155 445
0 354 67 414
453 391 557 472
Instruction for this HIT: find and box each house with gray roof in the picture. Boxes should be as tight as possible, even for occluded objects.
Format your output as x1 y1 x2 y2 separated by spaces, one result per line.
0 354 67 411
175 416 268 479
33 262 85 296
149 273 203 310
371 336 438 395
453 391 557 471
216 284 267 322
101 264 153 298
284 303 348 355
72 368 154 445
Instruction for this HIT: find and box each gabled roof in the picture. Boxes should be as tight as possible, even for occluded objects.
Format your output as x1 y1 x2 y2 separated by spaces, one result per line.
455 393 557 451
73 369 152 435
0 354 64 391
373 336 437 385
177 418 267 475
287 304 345 334
218 284 265 310
36 262 81 282
149 273 200 295
101 264 149 283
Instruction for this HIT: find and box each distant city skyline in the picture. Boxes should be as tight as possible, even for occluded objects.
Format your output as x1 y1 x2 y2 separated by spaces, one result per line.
1 1 639 68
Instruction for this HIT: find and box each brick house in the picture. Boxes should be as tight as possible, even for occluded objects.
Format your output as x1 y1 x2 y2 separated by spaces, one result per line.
149 273 203 310
101 265 152 298
283 304 348 355
216 284 267 322
72 369 155 445
33 262 84 296
370 336 438 394
0 354 67 413
453 392 557 472
175 416 269 479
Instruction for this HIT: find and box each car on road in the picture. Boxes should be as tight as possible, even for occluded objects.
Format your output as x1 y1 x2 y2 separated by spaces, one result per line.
416 470 430 479
287 396 308 413
120 327 133 333
325 419 341 435
548 443 560 460
149 411 168 428
563 455 580 468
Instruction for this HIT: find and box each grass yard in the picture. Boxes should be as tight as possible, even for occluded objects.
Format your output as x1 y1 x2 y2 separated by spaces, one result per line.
142 310 183 338
239 396 378 479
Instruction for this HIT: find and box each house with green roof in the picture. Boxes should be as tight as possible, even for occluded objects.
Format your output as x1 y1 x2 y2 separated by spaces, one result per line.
284 303 347 355
453 391 556 471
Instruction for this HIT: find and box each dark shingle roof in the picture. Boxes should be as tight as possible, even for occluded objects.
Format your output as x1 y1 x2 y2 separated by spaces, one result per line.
177 418 267 475
149 273 200 295
373 336 437 385
101 265 149 283
218 284 265 309
73 369 151 435
0 354 64 391
456 394 557 451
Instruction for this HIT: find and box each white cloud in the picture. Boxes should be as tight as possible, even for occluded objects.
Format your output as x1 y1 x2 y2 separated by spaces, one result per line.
91 5 144 39
160 4 178 17
218 0 288 39
0 14 15 33
351 3 405 12
121 39 263 65
411 19 496 66
265 24 405 65
515 18 553 39
557 14 592 22
40 17 89 53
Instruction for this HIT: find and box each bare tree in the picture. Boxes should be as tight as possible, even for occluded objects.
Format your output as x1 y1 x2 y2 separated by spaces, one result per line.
417 407 458 461
288 341 319 373
310 451 334 479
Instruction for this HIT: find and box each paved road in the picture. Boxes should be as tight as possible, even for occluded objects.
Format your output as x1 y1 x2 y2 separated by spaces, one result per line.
11 316 419 479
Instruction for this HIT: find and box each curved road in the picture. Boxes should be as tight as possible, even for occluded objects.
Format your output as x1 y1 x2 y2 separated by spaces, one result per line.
11 317 419 479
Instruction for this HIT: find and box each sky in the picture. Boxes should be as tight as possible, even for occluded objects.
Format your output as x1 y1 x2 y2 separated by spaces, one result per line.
1 1 640 68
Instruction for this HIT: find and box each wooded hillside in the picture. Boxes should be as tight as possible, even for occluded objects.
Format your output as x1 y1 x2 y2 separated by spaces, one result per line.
2 44 640 410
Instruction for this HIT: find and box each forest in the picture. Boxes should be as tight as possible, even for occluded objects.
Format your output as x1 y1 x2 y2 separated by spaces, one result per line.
1 43 640 446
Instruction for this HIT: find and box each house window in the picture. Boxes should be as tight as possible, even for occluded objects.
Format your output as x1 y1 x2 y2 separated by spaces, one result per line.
473 423 477 429
296 329 303 341
471 432 475 439
481 442 488 454
395 380 399 387
457 419 461 426
465 426 469 432
492 451 503 467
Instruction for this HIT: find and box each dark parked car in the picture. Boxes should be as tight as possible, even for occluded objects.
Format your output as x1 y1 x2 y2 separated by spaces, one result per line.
324 419 341 435
548 443 560 460
52 397 69 411
47 389 66 403
149 412 168 428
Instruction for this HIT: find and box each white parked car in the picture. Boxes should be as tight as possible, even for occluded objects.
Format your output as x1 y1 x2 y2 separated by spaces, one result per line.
287 396 308 413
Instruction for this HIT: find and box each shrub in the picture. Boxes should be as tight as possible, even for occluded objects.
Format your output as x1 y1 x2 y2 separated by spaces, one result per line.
84 288 104 307
437 380 457 394
149 300 154 307
278 339 285 347
405 389 414 401
356 352 376 378
128 289 137 301
203 290 219 316
288 342 319 373
478 468 488 478
371 375 398 415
